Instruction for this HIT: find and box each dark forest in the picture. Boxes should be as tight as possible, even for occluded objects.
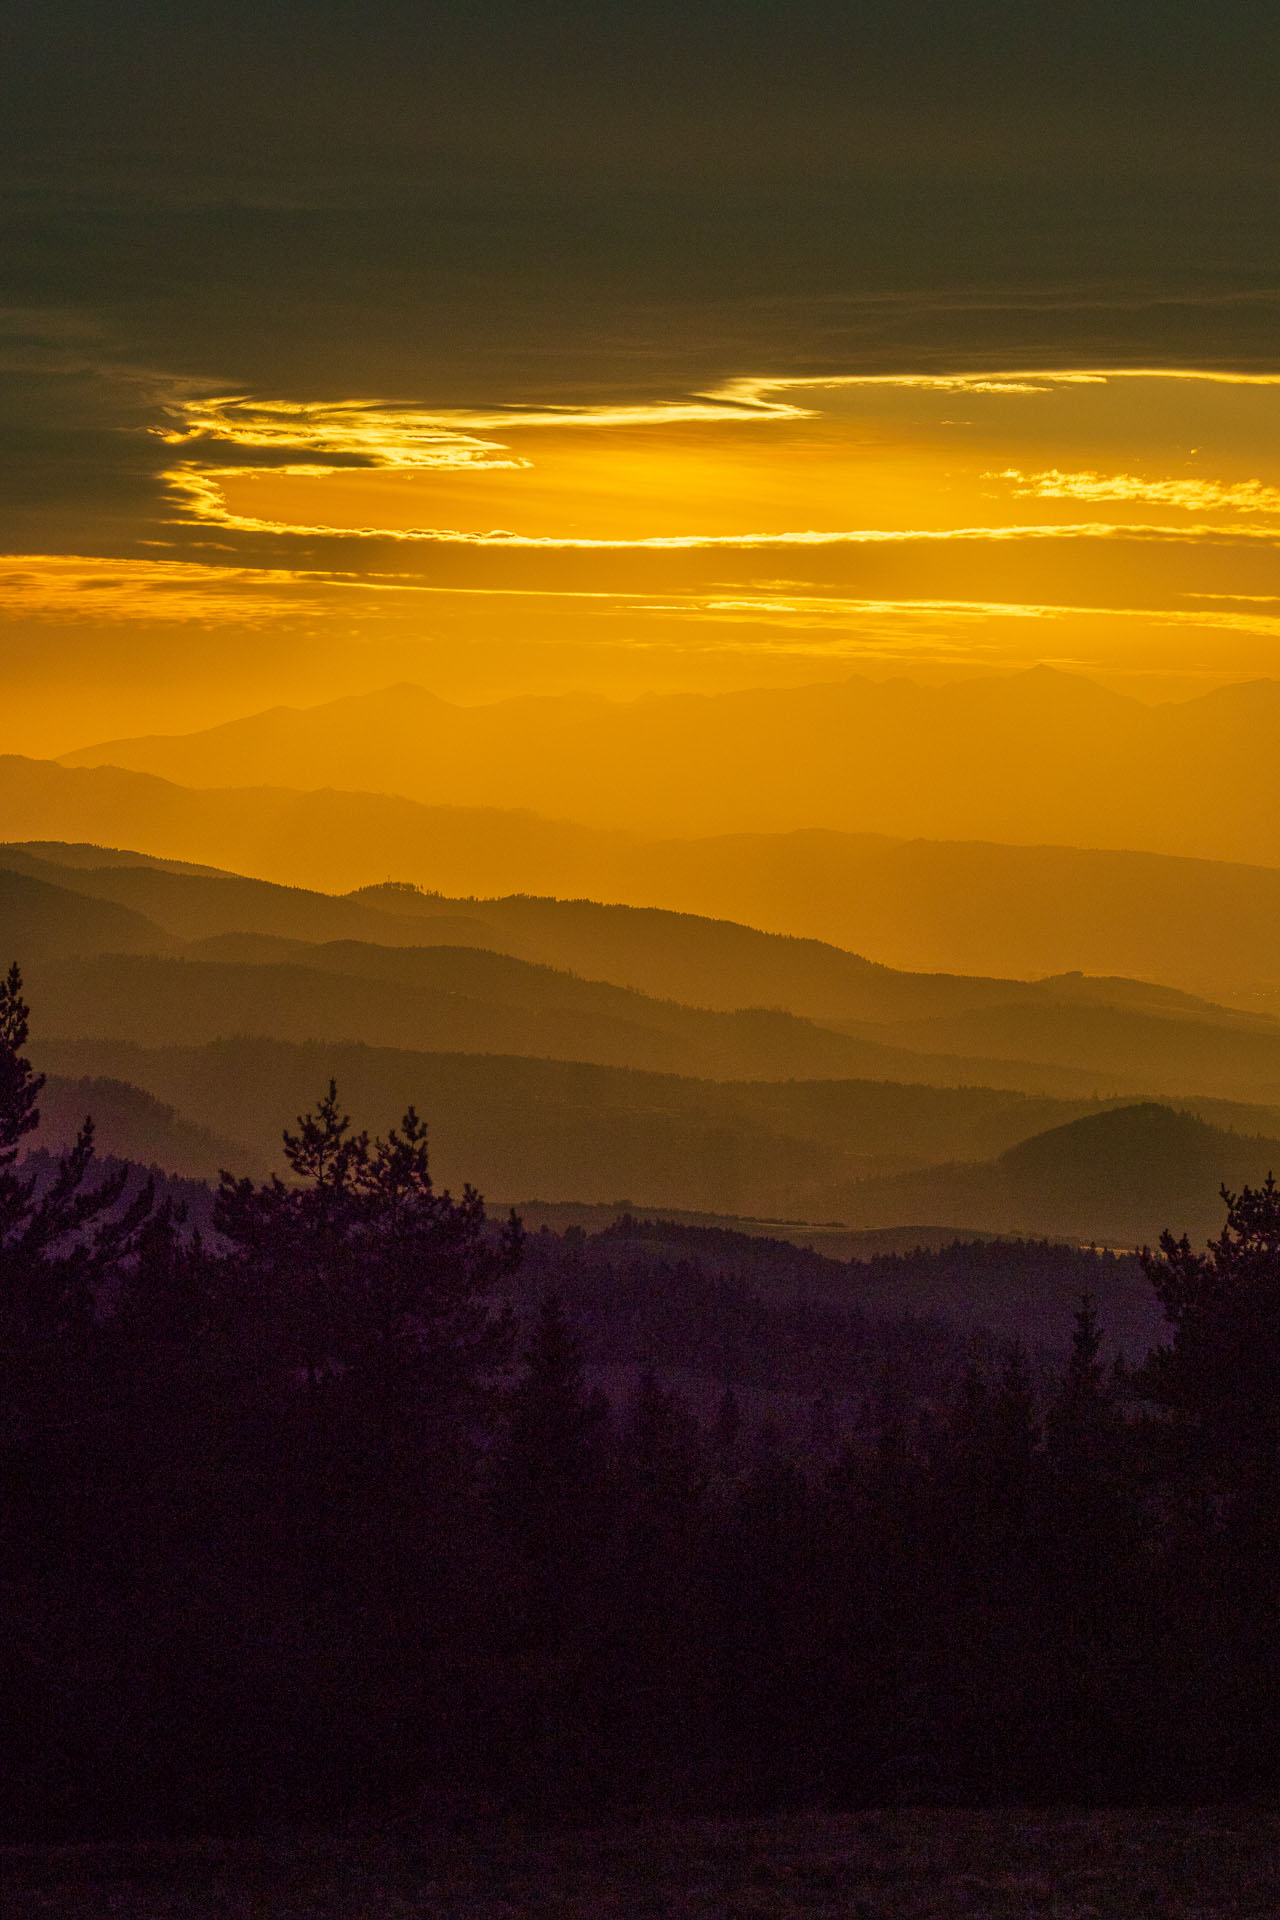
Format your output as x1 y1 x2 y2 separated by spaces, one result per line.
4 962 1279 1843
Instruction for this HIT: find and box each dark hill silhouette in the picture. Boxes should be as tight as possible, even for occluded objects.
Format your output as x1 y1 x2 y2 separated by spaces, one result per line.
53 668 1280 867
188 922 511 964
13 840 232 877
0 843 453 947
839 1104 1280 1246
28 1034 1280 1240
0 867 176 962
35 1074 249 1179
1001 1101 1231 1200
19 951 1136 1092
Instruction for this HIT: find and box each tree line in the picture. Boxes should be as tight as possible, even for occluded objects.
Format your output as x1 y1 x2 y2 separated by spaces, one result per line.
2 961 1279 1840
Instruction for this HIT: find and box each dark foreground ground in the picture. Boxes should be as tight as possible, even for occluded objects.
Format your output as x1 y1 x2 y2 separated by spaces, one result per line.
6 1806 1280 1918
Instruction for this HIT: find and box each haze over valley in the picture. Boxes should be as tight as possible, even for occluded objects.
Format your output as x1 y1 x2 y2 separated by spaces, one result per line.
8 835 1280 1256
14 686 1280 1005
56 667 1280 864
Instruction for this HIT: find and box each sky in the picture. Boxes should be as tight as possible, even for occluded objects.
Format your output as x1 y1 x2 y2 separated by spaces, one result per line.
5 1 1280 754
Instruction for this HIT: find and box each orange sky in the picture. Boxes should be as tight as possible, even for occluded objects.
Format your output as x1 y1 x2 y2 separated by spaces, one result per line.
7 0 1280 760
7 367 1280 754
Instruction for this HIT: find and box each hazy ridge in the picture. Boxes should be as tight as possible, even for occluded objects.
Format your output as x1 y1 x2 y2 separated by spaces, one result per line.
11 745 1280 1003
58 668 1280 865
7 837 1276 1245
13 844 1280 1100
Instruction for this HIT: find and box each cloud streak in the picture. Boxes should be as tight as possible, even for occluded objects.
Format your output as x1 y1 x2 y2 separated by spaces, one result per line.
12 363 1280 710
997 468 1280 515
159 399 533 471
156 370 1280 551
0 554 329 623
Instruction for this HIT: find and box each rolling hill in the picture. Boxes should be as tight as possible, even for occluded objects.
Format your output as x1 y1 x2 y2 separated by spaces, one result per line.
837 1103 1280 1247
34 1074 250 1180
27 1027 1210 1198
28 950 1056 1085
14 841 1280 1114
0 840 1260 1030
27 1032 1280 1245
11 750 1280 1002
12 837 1280 1245
0 866 177 964
11 845 1280 1101
0 840 1148 1033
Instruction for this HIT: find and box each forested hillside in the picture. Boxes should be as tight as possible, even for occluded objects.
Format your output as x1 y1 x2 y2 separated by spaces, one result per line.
4 963 1280 1843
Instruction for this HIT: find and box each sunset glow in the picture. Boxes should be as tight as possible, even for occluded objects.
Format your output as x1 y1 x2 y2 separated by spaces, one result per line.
12 0 1280 1854
9 368 1280 754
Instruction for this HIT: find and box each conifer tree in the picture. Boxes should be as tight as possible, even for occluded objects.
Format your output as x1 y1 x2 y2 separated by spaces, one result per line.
1046 1293 1118 1479
1141 1175 1280 1501
1138 1176 1280 1794
492 1293 612 1808
214 1082 521 1435
0 964 155 1350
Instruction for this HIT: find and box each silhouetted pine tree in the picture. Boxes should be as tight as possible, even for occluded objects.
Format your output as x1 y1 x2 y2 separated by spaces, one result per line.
1142 1176 1280 1504
1024 1294 1145 1798
1137 1177 1280 1794
491 1293 612 1810
0 965 163 1839
208 1084 522 1816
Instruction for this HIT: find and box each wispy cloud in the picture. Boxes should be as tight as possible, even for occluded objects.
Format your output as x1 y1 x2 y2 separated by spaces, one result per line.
995 467 1280 515
158 398 532 472
155 388 814 535
162 478 1280 549
673 591 1280 643
0 554 328 623
156 370 1280 546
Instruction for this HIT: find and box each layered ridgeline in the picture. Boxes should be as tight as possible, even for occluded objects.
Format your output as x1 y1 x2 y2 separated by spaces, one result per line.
8 841 1280 1244
54 670 1280 866
7 750 1280 1006
12 842 1280 1099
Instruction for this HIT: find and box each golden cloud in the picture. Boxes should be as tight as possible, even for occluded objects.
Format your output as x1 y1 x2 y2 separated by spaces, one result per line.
995 469 1280 515
0 554 330 623
156 369 1280 547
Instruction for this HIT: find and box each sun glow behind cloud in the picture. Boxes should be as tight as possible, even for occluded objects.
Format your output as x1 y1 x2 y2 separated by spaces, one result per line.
12 367 1280 744
160 369 1280 550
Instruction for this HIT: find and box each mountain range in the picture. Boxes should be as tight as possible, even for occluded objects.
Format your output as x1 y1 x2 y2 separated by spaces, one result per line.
12 842 1280 1100
7 838 1280 1243
57 668 1280 866
8 750 1280 1004
33 1036 1274 1249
